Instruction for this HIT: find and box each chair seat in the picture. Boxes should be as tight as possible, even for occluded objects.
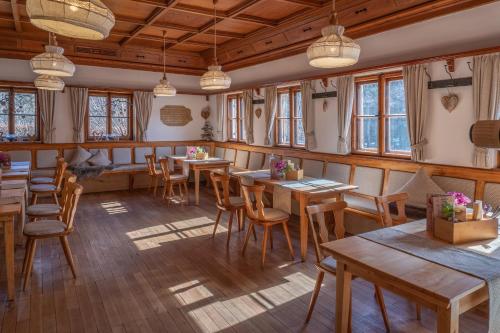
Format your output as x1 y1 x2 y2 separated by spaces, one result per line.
24 220 67 236
27 204 61 216
319 256 337 273
254 208 289 222
169 174 188 181
30 184 57 192
30 177 54 184
229 196 245 207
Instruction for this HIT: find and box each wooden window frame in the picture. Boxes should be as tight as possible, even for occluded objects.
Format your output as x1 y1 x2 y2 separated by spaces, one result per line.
226 93 245 142
86 92 133 142
275 86 304 148
0 87 40 142
352 71 411 159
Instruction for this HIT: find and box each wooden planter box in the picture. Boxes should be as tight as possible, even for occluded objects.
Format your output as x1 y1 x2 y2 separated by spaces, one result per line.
434 217 498 244
285 169 303 181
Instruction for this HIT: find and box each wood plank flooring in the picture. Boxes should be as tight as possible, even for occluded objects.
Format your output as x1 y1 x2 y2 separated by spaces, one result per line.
0 188 489 332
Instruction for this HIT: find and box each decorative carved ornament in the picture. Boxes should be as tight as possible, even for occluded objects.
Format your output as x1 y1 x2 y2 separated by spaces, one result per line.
441 93 459 112
160 105 193 126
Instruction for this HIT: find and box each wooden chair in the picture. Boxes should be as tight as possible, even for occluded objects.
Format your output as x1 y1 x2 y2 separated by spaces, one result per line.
22 182 83 290
30 160 68 205
30 157 65 184
241 184 294 267
375 192 409 227
210 172 254 246
305 201 391 331
158 158 189 204
27 173 77 222
145 154 162 196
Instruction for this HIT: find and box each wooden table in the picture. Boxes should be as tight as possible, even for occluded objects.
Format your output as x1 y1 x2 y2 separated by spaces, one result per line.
1 181 28 244
234 171 357 261
2 161 31 180
169 156 230 206
322 220 492 333
0 203 21 301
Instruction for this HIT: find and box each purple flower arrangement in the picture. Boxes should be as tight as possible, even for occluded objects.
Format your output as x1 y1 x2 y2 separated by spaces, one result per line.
447 192 472 206
0 152 11 168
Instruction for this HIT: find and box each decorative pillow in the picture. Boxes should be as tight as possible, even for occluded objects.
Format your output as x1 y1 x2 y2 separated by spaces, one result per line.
394 168 445 208
69 146 92 166
88 149 111 167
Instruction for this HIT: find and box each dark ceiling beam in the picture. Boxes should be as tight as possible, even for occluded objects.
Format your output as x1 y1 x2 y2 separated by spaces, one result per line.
10 0 22 32
274 0 325 7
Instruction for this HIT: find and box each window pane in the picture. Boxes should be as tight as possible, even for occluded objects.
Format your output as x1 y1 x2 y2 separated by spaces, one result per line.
229 99 237 118
294 91 302 118
294 119 305 146
358 83 379 116
89 116 107 136
89 96 107 117
279 93 290 118
111 96 129 117
14 92 36 115
111 118 129 137
14 115 36 137
0 91 9 114
387 116 410 152
239 106 246 141
0 115 8 135
278 119 290 145
387 80 406 115
357 118 378 150
230 119 237 140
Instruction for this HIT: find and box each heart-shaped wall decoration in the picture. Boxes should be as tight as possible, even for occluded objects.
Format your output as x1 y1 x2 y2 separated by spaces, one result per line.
441 93 459 113
201 106 210 119
255 108 262 119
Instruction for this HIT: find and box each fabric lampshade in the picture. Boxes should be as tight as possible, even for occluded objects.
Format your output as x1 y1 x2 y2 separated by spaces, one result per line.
154 78 177 97
200 65 231 90
307 25 360 68
30 45 75 77
34 75 65 91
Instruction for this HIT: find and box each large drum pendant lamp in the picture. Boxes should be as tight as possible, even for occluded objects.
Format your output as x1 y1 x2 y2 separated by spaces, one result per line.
26 0 115 40
307 0 360 68
30 34 75 77
34 75 65 91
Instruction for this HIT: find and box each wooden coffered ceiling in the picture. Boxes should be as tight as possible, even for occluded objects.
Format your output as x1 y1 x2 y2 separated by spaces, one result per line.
0 0 494 76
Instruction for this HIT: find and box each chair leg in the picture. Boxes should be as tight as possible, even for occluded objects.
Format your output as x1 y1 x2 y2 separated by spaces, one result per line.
226 211 234 247
416 304 421 321
153 177 159 197
212 210 222 238
242 223 254 255
374 285 390 332
237 209 242 231
269 226 273 249
305 270 325 323
282 222 295 259
31 193 38 205
22 238 33 275
60 236 76 279
23 239 38 291
162 181 168 199
52 192 59 206
261 225 269 267
183 182 189 204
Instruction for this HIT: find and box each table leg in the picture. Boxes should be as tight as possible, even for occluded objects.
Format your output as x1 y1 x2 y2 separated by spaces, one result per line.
194 169 200 205
335 261 352 333
16 197 25 245
299 193 308 261
437 302 459 333
4 217 15 301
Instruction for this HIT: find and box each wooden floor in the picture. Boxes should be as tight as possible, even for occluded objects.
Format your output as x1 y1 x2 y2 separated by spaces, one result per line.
0 188 489 333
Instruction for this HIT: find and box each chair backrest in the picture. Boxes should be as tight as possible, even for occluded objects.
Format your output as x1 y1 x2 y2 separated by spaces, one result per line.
54 160 68 190
145 154 157 176
61 182 83 231
158 158 173 181
306 201 347 264
210 172 231 208
375 192 409 227
241 184 267 221
60 173 77 207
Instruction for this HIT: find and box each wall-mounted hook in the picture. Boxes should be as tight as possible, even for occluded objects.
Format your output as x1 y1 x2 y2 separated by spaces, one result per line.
424 67 432 82
467 61 473 72
444 64 455 87
330 79 337 90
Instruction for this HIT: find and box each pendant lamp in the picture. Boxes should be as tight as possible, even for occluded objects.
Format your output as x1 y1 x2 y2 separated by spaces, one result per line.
154 31 176 97
34 75 65 91
30 33 75 77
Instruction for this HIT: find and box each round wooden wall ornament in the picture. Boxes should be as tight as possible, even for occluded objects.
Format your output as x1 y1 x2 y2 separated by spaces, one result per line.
255 108 262 119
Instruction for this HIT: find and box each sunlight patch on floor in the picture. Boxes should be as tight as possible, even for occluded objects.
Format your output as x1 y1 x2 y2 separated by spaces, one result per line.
468 237 500 254
169 280 215 306
187 272 316 333
100 201 128 215
126 216 226 250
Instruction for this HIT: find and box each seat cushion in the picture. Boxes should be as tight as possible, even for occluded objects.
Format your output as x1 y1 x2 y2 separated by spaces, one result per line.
27 204 61 216
37 150 58 168
30 184 56 192
112 148 132 165
24 220 67 236
319 256 337 272
229 196 244 207
31 177 54 184
396 168 444 208
255 208 289 221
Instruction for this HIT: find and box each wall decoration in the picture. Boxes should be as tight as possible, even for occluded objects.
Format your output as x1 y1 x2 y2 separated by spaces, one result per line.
201 106 210 119
441 93 459 113
160 105 193 126
255 108 262 119
201 120 214 141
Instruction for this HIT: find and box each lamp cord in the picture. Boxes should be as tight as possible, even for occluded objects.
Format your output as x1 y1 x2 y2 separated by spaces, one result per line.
331 0 338 25
162 31 166 80
213 1 217 64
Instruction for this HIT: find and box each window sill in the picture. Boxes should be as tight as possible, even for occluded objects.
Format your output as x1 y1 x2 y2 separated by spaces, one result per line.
351 151 411 160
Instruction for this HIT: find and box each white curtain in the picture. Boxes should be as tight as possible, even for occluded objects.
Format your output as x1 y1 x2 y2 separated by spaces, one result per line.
38 90 56 143
264 86 277 146
216 93 226 141
336 76 355 154
69 87 88 143
243 89 254 144
403 64 429 161
133 91 154 142
301 80 317 150
472 53 500 168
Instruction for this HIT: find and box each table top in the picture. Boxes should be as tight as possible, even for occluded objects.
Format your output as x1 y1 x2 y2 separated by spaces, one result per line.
321 220 488 304
168 155 231 165
2 161 31 179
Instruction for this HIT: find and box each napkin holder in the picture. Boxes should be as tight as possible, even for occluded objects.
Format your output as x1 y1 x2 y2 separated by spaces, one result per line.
433 217 498 244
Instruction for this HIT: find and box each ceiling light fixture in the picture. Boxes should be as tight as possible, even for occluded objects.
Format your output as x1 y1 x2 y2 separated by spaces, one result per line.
200 0 231 90
154 30 176 97
34 74 65 91
30 33 75 77
307 0 360 68
26 0 115 40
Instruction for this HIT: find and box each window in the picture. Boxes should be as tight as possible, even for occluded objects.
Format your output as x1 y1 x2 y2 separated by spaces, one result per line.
227 93 246 142
352 72 410 156
276 87 304 147
87 93 132 141
0 88 39 141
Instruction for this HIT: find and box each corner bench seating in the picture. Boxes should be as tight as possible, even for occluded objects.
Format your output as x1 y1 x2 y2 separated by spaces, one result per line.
213 142 500 235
